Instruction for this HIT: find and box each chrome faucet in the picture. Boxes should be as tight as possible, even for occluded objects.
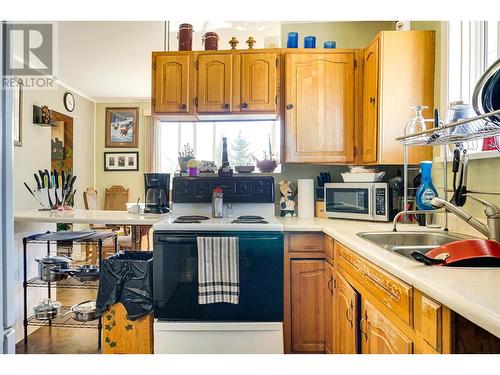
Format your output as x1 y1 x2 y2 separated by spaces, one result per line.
392 209 445 232
430 196 500 242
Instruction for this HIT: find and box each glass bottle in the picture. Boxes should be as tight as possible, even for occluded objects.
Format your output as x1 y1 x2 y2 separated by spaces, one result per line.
416 161 438 210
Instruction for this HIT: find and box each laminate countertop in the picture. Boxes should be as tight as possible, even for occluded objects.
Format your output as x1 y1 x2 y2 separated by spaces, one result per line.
14 208 169 225
277 216 500 339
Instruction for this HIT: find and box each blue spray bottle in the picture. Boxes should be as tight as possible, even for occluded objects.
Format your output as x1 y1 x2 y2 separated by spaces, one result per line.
416 161 438 210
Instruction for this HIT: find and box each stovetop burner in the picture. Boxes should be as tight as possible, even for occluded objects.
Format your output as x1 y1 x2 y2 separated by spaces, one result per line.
231 215 268 224
174 215 210 224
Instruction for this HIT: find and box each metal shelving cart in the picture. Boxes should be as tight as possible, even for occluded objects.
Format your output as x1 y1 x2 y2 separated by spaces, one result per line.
22 231 118 350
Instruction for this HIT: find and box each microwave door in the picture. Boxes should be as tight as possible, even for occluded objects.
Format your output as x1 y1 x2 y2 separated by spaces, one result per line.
326 188 370 218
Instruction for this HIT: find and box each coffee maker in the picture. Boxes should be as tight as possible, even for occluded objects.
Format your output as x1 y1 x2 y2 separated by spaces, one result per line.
144 173 170 213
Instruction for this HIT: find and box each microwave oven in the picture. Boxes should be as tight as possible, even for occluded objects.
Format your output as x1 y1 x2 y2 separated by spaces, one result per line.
324 182 395 222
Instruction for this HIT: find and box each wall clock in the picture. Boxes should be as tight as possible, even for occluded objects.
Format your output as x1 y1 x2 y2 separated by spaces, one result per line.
64 92 75 112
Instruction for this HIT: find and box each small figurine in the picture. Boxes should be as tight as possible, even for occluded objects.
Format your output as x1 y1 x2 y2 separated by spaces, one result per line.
41 105 53 124
246 36 256 49
229 37 239 50
279 180 297 217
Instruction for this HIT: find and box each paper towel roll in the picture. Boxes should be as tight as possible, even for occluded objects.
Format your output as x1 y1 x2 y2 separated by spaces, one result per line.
298 179 315 218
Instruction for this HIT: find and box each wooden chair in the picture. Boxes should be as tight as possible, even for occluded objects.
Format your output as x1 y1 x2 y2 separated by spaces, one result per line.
82 187 132 263
104 185 129 211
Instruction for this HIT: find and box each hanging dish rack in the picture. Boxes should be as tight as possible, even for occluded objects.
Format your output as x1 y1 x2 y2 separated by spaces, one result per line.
396 109 500 147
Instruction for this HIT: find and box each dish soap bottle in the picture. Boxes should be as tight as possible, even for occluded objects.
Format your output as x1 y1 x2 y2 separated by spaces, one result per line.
416 161 438 210
212 187 224 218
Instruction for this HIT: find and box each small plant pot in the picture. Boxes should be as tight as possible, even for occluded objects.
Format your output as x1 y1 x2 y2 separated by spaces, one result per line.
256 159 277 173
178 157 194 173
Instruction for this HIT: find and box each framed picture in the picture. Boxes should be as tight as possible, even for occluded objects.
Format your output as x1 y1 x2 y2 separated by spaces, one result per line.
13 78 23 147
104 151 139 171
105 107 139 148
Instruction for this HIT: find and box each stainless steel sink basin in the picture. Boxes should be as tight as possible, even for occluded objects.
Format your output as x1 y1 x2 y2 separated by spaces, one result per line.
357 231 474 261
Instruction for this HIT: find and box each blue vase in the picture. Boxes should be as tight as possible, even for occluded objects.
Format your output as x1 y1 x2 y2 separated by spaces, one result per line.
416 161 438 210
287 32 298 48
304 36 316 48
324 41 336 49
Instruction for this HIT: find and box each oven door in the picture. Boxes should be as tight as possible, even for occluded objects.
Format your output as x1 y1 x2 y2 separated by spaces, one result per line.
324 183 374 220
153 231 283 322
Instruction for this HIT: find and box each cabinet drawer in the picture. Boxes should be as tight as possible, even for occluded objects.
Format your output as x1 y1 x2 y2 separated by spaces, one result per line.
336 242 413 325
288 233 324 252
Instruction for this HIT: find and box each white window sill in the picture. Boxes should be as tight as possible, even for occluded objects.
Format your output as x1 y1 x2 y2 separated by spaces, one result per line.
434 150 500 163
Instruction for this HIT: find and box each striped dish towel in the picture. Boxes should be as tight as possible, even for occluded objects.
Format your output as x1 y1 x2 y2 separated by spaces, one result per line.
197 236 239 305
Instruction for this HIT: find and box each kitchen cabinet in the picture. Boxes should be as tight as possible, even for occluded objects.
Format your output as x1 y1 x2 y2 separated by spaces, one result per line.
361 299 413 354
290 259 326 352
324 262 335 354
335 272 359 354
152 53 194 116
237 52 278 113
196 53 233 113
284 51 358 163
361 30 435 164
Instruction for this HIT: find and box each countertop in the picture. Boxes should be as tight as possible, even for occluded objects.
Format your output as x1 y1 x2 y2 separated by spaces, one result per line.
14 208 170 225
277 216 500 339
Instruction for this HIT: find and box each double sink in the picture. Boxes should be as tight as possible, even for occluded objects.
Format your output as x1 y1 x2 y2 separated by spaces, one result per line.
357 231 473 262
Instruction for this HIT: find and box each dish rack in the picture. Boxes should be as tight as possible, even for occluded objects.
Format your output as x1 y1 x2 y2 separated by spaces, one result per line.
22 232 118 351
398 109 500 228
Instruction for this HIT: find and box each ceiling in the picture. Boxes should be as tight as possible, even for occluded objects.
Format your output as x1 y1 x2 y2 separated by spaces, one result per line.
56 21 280 102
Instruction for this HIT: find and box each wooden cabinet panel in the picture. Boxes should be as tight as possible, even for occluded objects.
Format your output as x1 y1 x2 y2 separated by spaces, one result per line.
153 54 192 114
362 299 413 354
336 242 413 325
288 233 324 253
239 52 277 112
324 263 335 354
362 38 379 164
196 53 232 113
323 235 334 261
291 260 326 352
336 272 359 354
285 52 355 163
420 295 442 351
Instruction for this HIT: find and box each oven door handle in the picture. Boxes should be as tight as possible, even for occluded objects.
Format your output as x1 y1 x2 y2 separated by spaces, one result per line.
156 236 283 244
369 185 376 220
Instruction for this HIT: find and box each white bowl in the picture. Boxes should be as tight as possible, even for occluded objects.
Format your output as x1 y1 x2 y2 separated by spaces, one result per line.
341 171 386 182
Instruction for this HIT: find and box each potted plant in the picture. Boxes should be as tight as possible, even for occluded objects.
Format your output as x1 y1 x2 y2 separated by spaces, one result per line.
255 136 278 173
178 143 195 173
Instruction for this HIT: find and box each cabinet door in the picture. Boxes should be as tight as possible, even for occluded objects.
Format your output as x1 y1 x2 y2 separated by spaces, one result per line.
239 52 277 112
362 299 413 354
285 53 355 163
362 38 379 164
153 54 192 114
291 260 326 352
196 53 232 113
336 273 359 354
324 263 335 354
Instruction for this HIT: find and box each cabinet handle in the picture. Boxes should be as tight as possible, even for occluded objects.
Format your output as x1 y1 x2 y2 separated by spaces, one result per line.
286 104 294 110
241 103 248 109
327 278 333 294
180 104 187 110
359 310 368 341
223 103 230 110
345 301 353 328
369 97 376 105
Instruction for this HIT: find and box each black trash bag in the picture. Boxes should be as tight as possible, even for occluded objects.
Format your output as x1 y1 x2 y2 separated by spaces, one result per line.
96 251 153 320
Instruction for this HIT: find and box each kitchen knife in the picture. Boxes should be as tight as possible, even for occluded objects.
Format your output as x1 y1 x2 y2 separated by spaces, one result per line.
54 170 59 188
43 174 49 190
68 175 77 192
24 182 44 207
44 169 51 188
33 173 41 190
38 170 45 188
61 170 65 190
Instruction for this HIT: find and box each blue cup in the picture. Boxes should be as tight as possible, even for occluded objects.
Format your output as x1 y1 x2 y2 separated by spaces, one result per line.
304 36 316 48
287 32 298 48
324 41 336 49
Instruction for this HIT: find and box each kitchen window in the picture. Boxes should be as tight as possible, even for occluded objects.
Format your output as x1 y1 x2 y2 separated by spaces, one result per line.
447 21 500 154
153 120 280 174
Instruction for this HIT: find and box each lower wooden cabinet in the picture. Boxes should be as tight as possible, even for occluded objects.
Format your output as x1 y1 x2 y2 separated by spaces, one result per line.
335 273 360 354
324 262 335 354
290 259 326 352
361 299 413 354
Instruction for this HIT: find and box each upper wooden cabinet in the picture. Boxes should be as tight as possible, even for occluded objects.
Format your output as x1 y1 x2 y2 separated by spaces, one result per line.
196 53 233 113
284 51 357 164
152 53 193 115
237 52 278 113
362 31 435 164
152 49 278 120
